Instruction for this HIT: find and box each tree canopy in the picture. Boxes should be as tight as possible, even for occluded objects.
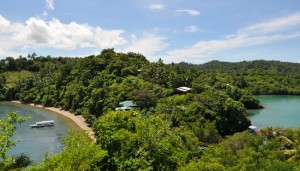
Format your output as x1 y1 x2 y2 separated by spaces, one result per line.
0 112 31 170
1 50 300 170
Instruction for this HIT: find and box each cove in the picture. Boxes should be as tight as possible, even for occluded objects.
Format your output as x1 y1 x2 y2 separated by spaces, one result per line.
247 95 300 129
0 102 79 163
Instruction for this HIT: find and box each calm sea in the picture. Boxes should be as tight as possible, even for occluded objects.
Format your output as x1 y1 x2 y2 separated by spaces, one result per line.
2 96 299 163
0 102 79 163
247 95 300 129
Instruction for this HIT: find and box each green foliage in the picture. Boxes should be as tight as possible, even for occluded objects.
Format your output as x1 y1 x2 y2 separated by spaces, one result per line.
3 153 32 171
157 91 251 137
239 94 263 109
191 128 300 171
195 60 300 77
3 50 300 170
0 112 31 170
0 50 278 126
184 60 300 95
29 131 107 171
1 70 33 88
94 110 202 170
179 161 225 171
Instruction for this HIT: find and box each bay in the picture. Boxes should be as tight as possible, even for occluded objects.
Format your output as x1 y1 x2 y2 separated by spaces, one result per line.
0 102 79 163
247 95 300 129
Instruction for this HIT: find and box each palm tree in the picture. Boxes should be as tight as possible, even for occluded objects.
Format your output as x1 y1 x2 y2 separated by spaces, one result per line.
280 135 300 161
2 153 32 171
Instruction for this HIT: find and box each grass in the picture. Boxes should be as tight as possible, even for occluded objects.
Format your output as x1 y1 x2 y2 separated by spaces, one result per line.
1 70 33 88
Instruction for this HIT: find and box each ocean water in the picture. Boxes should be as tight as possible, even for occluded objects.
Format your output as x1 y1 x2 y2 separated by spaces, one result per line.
247 95 300 129
0 102 79 163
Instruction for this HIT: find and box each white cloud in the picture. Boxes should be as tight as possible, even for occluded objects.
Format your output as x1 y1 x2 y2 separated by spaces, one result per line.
46 0 55 10
176 9 200 16
149 4 165 10
185 25 200 33
162 12 300 63
240 12 300 36
0 15 10 32
121 33 168 58
166 33 300 61
42 0 55 17
0 15 127 57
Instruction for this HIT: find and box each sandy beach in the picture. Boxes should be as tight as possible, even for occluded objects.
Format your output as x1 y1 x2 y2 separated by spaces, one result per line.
11 101 96 142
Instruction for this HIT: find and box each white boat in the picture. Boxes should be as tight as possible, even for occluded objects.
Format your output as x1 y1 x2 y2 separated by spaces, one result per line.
30 120 54 128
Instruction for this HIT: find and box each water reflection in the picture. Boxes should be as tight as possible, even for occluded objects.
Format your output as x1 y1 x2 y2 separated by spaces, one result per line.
247 95 300 129
0 102 78 163
247 109 262 116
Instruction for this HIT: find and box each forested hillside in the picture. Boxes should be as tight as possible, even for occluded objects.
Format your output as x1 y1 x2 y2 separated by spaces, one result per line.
182 60 300 76
0 49 262 126
177 60 300 95
1 50 300 170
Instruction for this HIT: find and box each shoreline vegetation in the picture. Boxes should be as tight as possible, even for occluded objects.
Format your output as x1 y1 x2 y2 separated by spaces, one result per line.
11 100 96 142
1 51 300 170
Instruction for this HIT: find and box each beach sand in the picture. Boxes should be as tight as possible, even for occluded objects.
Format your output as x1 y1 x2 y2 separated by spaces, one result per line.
11 101 96 142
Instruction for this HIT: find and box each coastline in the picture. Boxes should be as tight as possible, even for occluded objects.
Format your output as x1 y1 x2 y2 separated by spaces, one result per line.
11 101 96 142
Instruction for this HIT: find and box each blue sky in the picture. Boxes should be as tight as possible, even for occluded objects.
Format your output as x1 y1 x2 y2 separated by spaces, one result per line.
0 0 300 63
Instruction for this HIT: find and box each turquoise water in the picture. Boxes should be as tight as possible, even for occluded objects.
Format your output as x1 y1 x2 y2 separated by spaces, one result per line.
247 95 300 129
2 96 299 163
0 102 79 163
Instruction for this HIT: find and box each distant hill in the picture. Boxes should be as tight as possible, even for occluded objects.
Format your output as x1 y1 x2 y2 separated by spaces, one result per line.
176 60 300 77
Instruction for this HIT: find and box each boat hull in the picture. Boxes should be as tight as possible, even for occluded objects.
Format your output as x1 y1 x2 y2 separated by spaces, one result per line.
29 120 55 128
30 124 54 128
